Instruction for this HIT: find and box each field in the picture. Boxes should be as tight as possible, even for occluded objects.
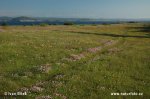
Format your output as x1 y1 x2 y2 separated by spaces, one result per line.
0 23 150 99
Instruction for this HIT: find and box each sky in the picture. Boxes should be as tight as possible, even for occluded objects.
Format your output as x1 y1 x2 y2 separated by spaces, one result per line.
0 0 150 19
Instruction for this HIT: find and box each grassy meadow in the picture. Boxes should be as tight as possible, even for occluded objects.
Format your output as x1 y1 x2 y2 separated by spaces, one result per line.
0 23 150 99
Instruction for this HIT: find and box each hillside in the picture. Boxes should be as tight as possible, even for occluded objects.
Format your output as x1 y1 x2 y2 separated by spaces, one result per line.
0 23 149 98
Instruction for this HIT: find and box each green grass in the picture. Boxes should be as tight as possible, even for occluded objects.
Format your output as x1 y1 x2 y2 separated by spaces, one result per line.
0 24 149 99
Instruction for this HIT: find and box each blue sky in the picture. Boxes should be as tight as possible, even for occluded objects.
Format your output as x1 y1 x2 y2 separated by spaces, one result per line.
0 0 150 18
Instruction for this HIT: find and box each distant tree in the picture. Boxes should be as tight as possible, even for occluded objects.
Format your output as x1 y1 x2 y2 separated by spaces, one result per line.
64 22 75 25
102 23 110 25
127 21 137 23
1 22 8 26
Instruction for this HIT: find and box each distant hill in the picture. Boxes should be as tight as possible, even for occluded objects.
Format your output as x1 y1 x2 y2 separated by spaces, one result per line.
0 16 12 22
0 16 150 25
12 16 36 21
